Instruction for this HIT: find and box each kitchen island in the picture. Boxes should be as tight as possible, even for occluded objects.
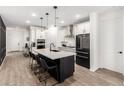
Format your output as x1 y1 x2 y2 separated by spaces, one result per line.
32 48 76 83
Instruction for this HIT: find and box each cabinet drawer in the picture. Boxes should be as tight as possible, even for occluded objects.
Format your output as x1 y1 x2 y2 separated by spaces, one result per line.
76 55 90 69
76 51 89 57
76 55 88 59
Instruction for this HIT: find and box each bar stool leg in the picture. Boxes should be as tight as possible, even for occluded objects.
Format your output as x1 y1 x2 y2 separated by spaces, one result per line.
31 58 33 70
29 57 31 67
44 80 47 86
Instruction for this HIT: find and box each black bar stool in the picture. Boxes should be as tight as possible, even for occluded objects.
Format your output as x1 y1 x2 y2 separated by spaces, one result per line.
29 51 37 70
33 55 44 76
31 53 36 69
38 57 58 86
29 51 33 67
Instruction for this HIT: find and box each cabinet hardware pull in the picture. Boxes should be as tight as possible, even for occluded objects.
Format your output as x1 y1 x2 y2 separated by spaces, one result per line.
76 51 88 54
77 55 88 59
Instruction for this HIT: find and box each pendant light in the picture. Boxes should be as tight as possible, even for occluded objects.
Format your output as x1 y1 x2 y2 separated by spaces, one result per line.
45 13 49 29
53 6 58 27
40 17 43 31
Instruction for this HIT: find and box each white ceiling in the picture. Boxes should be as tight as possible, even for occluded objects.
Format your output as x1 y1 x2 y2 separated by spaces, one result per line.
0 6 112 28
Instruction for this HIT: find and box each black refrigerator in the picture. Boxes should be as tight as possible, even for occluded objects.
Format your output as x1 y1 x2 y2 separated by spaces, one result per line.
76 34 90 69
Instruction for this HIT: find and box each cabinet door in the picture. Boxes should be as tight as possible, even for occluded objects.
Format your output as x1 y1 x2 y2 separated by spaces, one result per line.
0 27 1 64
76 22 90 35
1 27 3 49
36 29 46 39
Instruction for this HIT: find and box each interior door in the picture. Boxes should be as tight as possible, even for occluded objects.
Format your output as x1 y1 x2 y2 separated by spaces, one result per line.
99 12 123 74
6 30 23 52
114 18 123 73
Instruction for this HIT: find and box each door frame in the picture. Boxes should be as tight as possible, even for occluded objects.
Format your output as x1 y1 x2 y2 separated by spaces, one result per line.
122 8 124 75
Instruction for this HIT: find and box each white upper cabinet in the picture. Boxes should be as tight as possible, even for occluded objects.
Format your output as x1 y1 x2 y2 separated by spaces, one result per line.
75 21 90 35
64 26 71 36
36 28 46 39
30 26 46 42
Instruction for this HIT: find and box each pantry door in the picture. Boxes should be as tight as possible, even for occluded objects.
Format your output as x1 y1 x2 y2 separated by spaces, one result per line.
99 9 123 74
6 29 23 52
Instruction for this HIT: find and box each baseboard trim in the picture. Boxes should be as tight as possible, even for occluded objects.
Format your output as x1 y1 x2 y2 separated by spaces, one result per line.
90 67 99 72
0 56 6 70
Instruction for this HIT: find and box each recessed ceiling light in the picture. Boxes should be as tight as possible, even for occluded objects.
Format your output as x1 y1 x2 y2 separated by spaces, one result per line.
60 20 64 24
26 20 30 24
32 13 36 17
75 14 81 19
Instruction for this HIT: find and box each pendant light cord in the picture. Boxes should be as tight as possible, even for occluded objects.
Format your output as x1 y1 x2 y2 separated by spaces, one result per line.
46 13 49 29
40 17 43 31
53 6 57 27
55 8 56 27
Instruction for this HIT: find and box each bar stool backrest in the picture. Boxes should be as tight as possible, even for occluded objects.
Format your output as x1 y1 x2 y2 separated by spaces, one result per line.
36 55 42 66
39 57 48 70
32 53 36 60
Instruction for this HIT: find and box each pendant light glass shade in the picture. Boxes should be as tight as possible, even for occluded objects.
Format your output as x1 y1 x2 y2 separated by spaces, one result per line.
40 17 43 31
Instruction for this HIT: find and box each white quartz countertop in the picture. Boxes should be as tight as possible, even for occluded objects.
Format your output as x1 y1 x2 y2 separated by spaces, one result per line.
32 48 76 60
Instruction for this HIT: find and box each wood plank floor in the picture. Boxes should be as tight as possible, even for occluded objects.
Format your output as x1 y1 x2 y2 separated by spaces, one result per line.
0 52 123 86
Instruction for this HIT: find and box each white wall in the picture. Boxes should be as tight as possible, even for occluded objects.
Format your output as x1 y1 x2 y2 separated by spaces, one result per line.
56 27 66 47
30 27 36 43
90 12 99 71
24 28 30 44
98 8 123 73
45 26 58 48
6 27 29 53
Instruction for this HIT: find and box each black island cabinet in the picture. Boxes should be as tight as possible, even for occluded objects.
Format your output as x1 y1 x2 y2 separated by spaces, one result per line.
38 54 75 83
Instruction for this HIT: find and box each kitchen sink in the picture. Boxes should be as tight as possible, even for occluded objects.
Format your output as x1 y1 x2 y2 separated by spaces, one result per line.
51 50 60 52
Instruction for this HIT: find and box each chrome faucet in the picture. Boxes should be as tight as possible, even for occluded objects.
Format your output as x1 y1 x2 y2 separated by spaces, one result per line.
50 43 55 51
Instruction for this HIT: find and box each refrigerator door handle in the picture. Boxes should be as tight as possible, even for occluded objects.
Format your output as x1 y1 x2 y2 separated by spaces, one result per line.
77 55 88 59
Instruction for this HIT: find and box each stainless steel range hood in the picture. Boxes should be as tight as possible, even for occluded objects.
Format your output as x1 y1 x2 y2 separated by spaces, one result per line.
65 25 74 38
